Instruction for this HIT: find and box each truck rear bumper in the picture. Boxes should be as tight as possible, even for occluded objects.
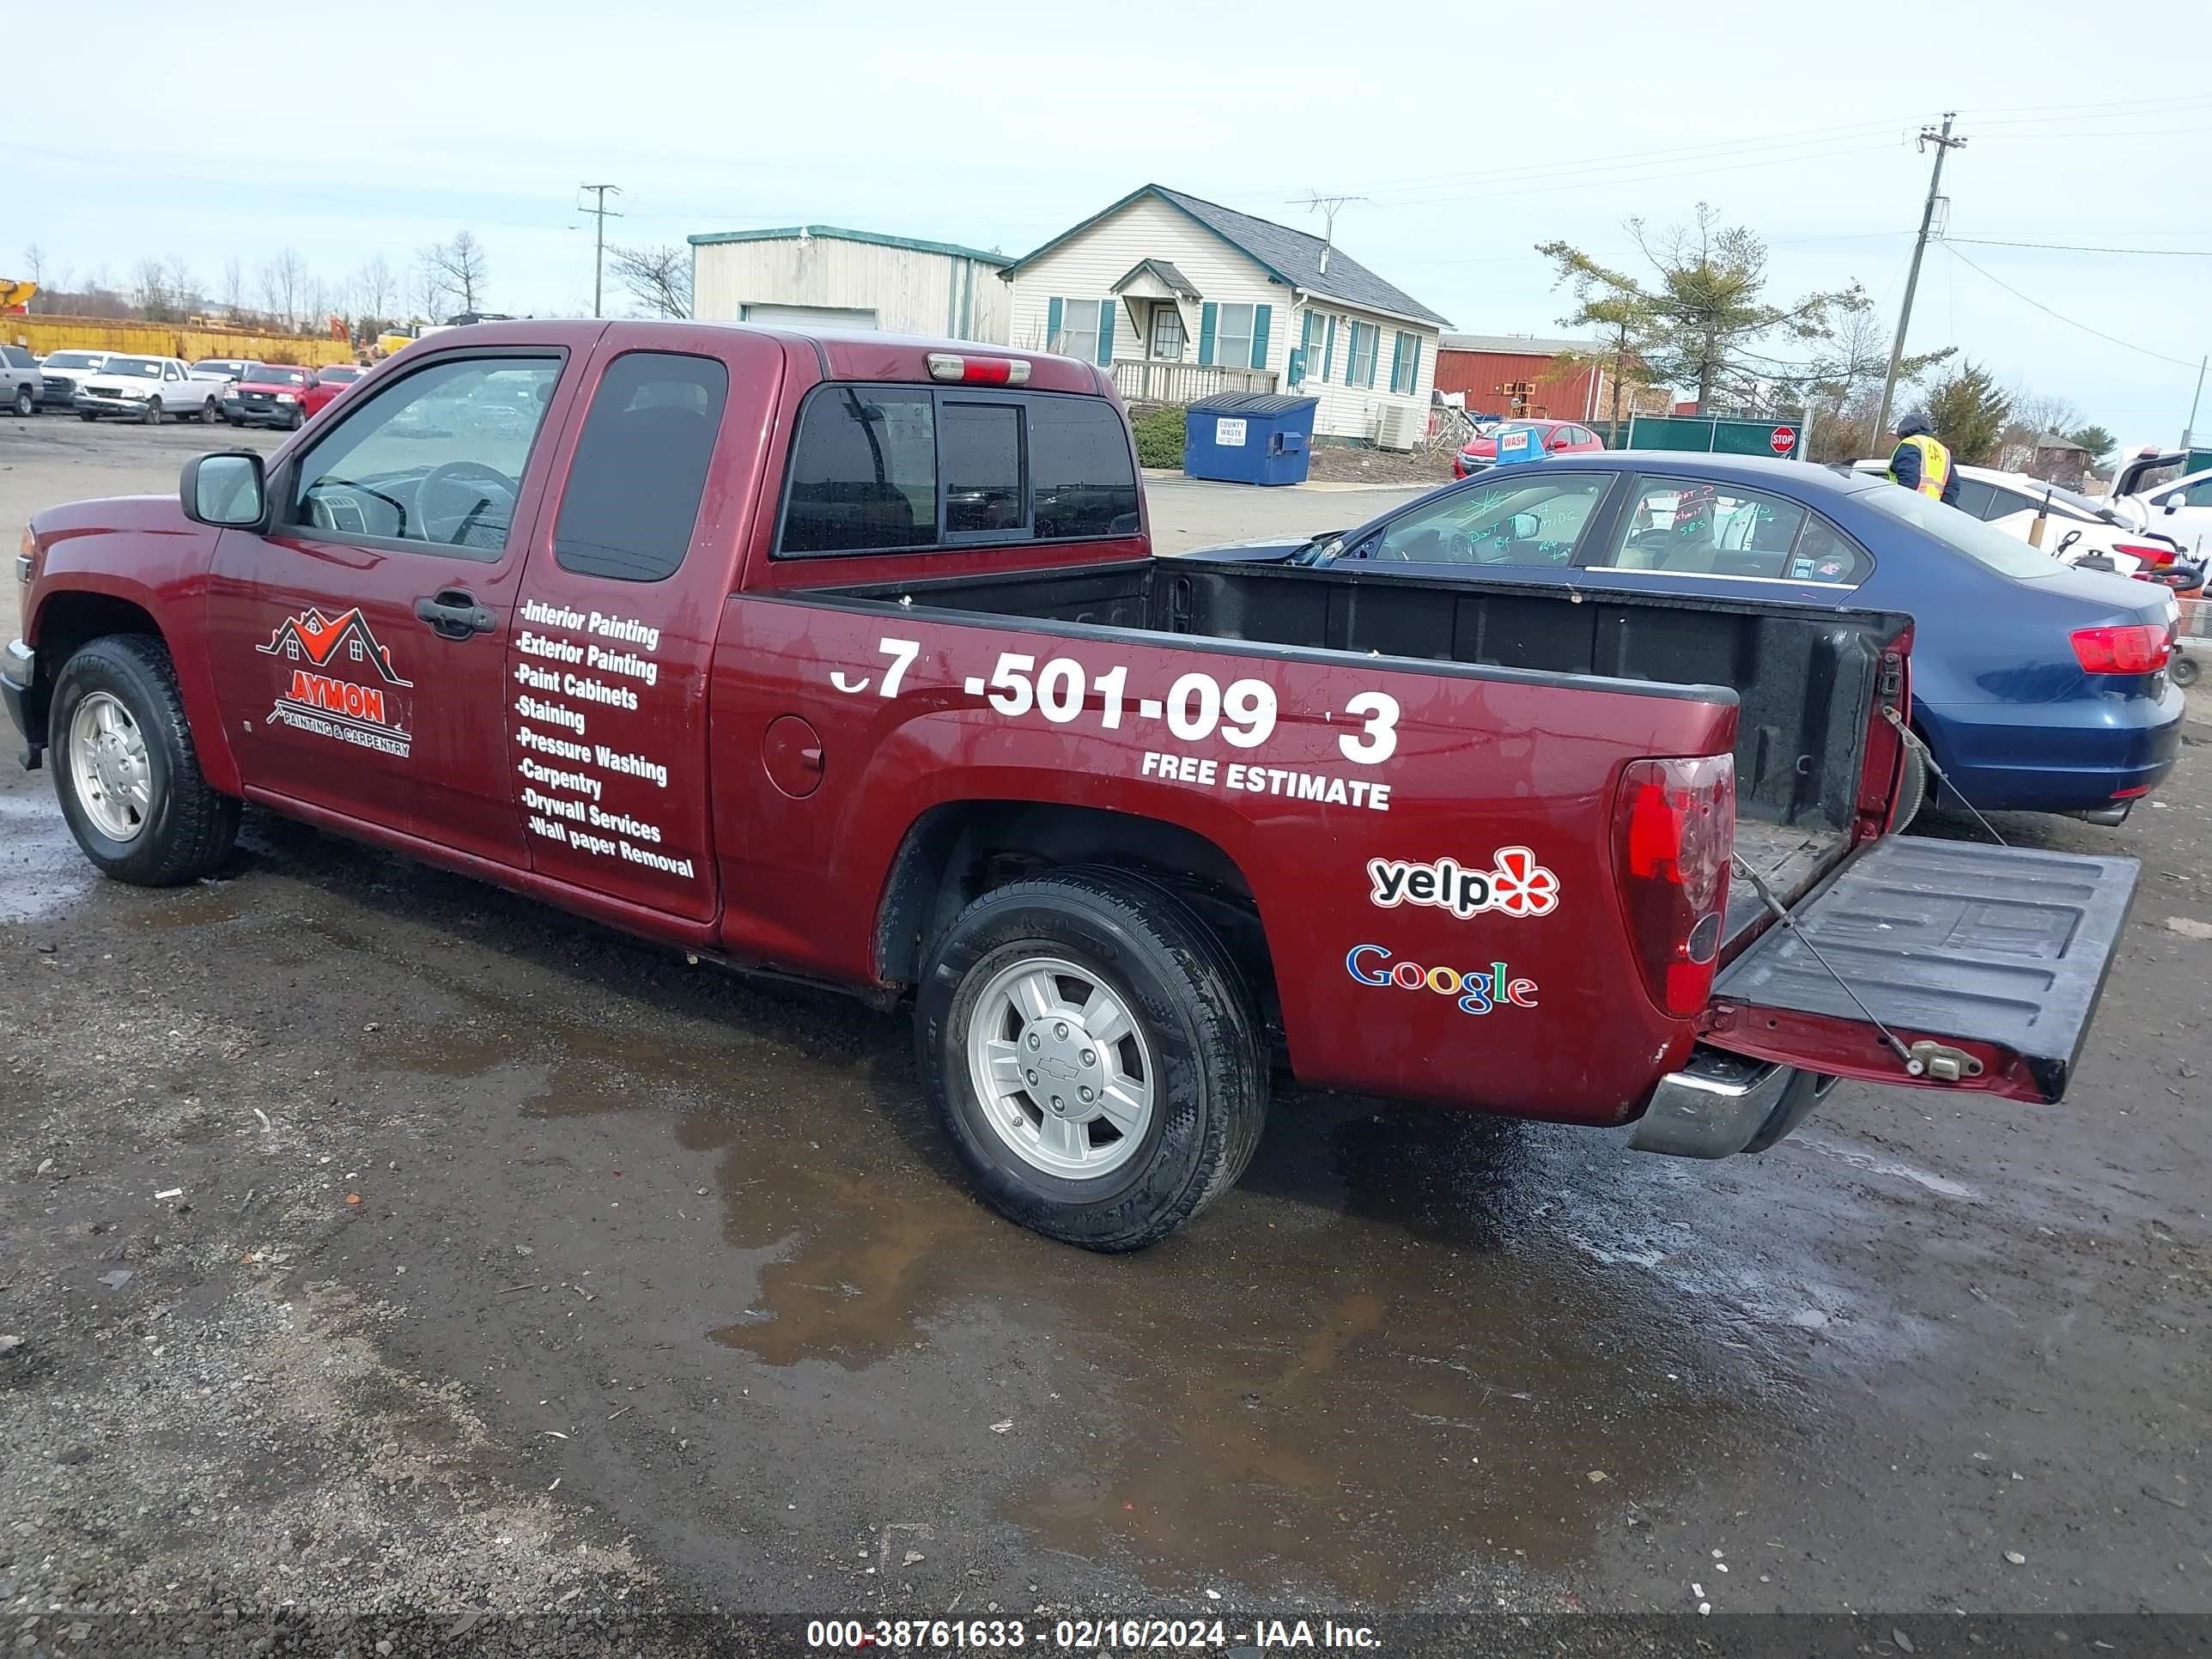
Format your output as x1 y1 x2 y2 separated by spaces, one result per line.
3 639 42 769
1629 1047 1837 1158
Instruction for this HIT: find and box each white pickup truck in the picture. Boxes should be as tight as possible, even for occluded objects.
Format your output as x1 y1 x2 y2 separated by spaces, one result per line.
72 355 234 424
2110 447 2212 559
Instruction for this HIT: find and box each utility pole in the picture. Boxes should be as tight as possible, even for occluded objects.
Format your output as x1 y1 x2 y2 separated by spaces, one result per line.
2184 354 2206 448
577 184 624 319
1874 113 1967 442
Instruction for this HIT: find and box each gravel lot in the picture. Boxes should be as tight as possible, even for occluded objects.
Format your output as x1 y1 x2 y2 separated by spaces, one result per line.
2 418 2209 1654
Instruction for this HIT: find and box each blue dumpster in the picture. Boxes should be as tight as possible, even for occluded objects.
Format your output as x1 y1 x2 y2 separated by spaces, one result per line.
1182 392 1321 486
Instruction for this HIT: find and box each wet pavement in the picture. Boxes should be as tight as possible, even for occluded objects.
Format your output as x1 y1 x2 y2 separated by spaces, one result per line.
3 421 2209 1635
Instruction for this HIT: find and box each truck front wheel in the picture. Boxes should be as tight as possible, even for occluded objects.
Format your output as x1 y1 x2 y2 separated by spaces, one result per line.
916 867 1267 1251
50 635 240 886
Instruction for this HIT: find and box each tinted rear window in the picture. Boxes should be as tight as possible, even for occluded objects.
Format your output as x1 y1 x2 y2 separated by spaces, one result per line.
941 402 1024 535
776 387 1134 557
1858 483 2057 579
1031 397 1140 538
554 351 728 582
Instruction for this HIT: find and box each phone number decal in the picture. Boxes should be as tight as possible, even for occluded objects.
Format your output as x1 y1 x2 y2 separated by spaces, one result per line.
831 637 1402 781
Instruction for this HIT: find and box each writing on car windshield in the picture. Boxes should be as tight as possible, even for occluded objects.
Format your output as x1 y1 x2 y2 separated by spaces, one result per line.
287 356 562 557
104 358 163 379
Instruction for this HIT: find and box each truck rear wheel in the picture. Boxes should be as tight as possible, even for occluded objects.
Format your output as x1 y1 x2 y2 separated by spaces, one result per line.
50 635 240 886
916 867 1267 1251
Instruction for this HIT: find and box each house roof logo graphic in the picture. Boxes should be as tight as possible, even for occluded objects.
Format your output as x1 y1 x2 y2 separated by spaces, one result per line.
256 607 413 687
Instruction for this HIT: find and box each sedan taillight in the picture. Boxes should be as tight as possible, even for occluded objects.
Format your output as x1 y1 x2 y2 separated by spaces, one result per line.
2071 623 2172 675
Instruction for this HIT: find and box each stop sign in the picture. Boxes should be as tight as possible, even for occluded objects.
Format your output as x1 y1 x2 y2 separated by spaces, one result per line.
1769 425 1797 456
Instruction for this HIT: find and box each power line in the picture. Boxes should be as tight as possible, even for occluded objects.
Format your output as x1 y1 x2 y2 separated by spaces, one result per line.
1940 244 2202 369
1946 237 2212 257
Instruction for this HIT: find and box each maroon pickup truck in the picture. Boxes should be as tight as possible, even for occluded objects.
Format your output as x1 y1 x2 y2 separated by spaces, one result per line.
3 320 2140 1249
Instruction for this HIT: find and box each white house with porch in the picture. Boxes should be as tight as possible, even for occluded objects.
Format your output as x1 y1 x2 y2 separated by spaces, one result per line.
999 185 1449 447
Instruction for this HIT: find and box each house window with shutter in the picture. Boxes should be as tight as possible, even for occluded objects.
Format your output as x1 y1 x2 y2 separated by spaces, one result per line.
1212 303 1255 372
1389 331 1421 395
1050 299 1103 365
1346 322 1378 389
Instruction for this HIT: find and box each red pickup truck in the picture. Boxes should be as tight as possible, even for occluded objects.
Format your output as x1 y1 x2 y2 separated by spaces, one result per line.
3 320 2140 1249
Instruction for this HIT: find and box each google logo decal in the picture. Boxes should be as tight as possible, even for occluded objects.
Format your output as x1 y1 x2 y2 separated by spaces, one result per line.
1346 945 1539 1017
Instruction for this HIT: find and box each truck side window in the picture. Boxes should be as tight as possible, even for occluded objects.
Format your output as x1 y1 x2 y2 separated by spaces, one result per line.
780 390 937 556
553 351 728 582
1031 396 1139 539
286 354 562 558
1948 477 1995 518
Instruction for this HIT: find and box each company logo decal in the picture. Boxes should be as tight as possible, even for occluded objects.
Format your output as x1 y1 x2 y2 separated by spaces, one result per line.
255 606 414 757
1367 848 1559 919
1346 946 1538 1016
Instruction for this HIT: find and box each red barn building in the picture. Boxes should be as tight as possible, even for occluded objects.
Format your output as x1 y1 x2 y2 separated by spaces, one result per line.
1435 331 1620 422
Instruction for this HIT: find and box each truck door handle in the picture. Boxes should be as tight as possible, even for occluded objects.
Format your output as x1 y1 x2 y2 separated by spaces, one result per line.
414 588 495 640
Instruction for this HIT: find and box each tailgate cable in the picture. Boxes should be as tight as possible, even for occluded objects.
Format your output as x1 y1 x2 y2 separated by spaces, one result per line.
1882 708 2008 848
1729 853 1929 1078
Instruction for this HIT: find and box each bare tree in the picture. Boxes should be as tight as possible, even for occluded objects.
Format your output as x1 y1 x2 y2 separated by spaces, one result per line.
222 256 247 317
412 253 447 323
303 276 330 332
167 256 200 316
419 231 489 315
132 257 175 320
357 254 396 324
21 243 45 285
260 248 308 329
607 244 691 319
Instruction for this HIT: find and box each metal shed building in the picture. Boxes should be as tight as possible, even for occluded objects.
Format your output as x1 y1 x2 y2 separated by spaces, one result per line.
687 224 1012 343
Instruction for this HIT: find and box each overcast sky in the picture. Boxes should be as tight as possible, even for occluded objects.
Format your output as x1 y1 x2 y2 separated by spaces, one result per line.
13 0 2209 446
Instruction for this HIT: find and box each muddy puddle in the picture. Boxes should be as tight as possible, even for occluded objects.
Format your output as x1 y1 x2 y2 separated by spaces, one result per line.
667 1072 1844 1595
221 840 1881 1599
0 793 93 923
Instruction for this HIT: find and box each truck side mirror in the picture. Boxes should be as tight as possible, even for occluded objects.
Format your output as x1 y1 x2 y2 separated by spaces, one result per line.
182 451 267 529
2163 498 2179 514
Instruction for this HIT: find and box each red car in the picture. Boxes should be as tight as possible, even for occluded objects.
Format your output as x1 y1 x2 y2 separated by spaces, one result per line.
307 363 367 419
220 364 319 430
1452 418 1606 479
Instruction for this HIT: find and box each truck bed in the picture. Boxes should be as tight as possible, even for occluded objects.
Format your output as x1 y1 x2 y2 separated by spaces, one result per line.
818 557 1902 932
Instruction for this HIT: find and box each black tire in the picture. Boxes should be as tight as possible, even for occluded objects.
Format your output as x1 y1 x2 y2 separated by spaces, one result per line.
49 635 240 886
199 397 220 425
141 397 162 426
287 405 304 430
915 866 1267 1251
9 383 32 417
224 411 245 427
2172 652 2201 690
78 410 96 422
1892 740 1929 830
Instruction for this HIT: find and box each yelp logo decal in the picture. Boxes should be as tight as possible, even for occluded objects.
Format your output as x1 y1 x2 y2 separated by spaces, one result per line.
1368 848 1560 920
1346 946 1539 1017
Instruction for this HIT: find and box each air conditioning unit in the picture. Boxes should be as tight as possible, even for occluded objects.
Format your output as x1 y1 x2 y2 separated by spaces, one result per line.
1375 402 1418 452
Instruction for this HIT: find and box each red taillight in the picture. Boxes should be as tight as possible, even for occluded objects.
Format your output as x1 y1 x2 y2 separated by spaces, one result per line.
2070 623 2172 675
1613 755 1735 1018
927 352 1030 385
2112 539 2176 568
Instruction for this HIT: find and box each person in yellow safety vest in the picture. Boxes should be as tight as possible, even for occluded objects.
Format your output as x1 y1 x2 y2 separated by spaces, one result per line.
1886 411 1960 507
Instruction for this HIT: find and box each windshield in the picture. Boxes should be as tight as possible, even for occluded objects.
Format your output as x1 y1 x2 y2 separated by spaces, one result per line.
46 351 102 369
103 358 163 379
247 366 311 386
1858 483 2059 579
319 366 362 383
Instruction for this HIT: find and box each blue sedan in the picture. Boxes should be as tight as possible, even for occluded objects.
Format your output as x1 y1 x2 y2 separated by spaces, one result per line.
1188 454 2183 823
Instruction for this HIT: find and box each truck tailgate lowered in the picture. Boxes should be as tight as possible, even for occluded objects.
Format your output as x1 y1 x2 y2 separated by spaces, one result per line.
1703 837 2140 1103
